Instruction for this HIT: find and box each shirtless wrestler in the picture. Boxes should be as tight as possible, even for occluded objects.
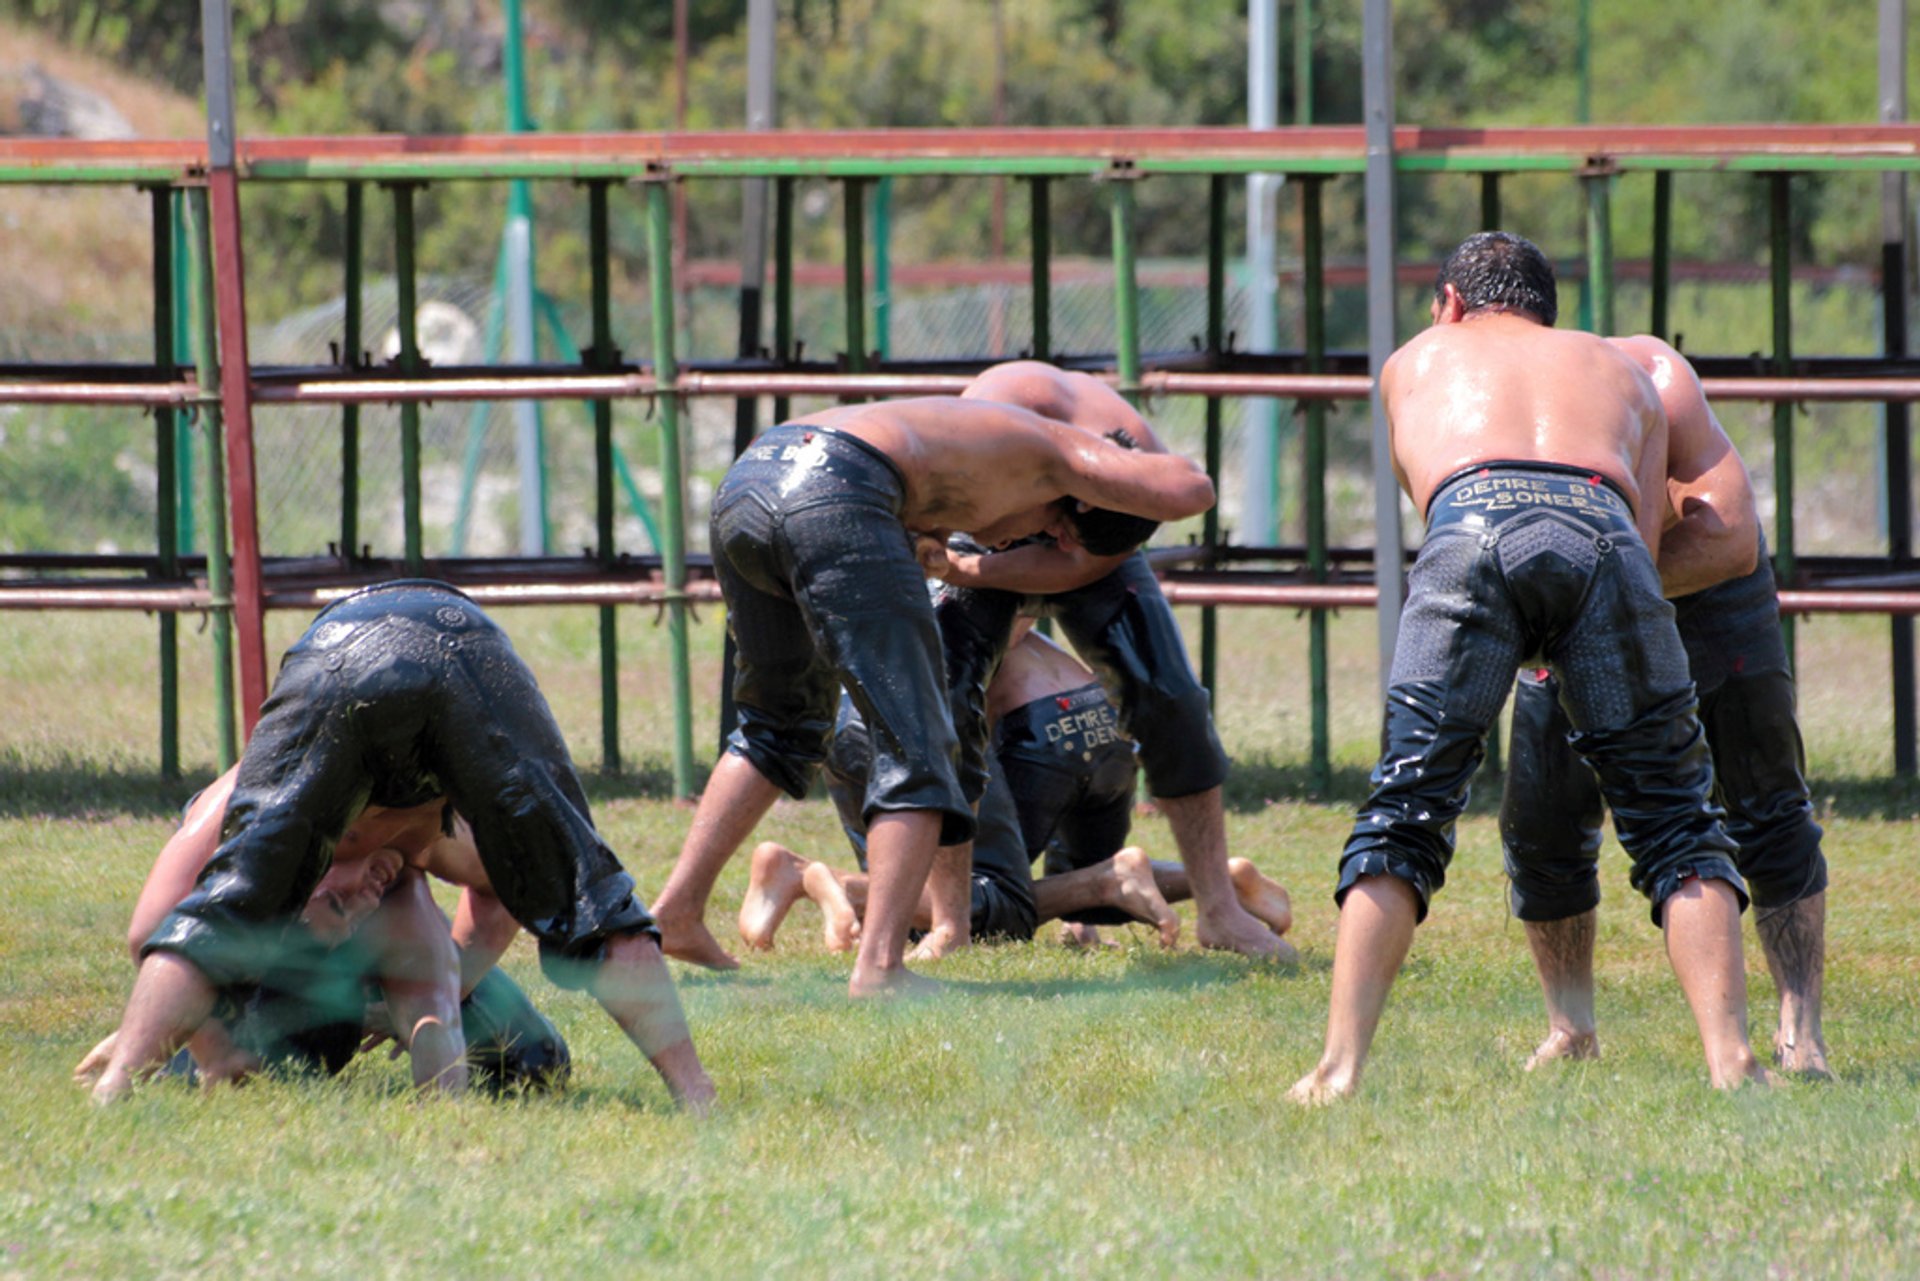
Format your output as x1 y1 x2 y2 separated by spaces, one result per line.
646 393 1216 997
1500 335 1829 1076
84 581 713 1111
1289 231 1771 1103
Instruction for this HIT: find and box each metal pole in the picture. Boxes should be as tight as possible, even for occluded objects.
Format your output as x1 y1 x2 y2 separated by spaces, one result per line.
647 178 696 800
873 177 893 359
1030 177 1052 360
1576 0 1592 124
1770 172 1797 669
1480 172 1500 230
1294 0 1314 124
1201 174 1226 701
186 185 237 768
1585 171 1614 334
1110 174 1143 403
150 185 180 779
1884 0 1915 774
201 0 267 732
389 181 425 573
1302 175 1331 794
341 181 363 559
773 176 794 426
1245 0 1282 545
1650 170 1672 340
1363 0 1403 698
842 177 868 378
588 180 621 774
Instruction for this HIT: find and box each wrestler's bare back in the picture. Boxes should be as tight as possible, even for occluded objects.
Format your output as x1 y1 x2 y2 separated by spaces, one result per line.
790 398 1212 548
1383 314 1669 549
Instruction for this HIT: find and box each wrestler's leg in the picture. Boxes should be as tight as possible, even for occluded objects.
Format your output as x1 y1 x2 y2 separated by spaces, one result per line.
1031 847 1179 947
1660 878 1773 1089
1756 891 1827 1076
803 862 863 951
1521 911 1600 1068
590 931 717 1112
1289 874 1420 1105
850 811 945 997
739 840 813 951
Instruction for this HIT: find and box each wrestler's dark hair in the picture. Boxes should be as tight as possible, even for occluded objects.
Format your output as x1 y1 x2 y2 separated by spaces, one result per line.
1056 428 1160 556
1436 230 1558 327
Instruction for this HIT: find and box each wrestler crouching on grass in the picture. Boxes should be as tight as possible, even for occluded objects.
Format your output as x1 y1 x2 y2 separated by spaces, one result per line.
646 390 1216 995
1289 232 1771 1104
83 581 713 1111
75 768 570 1095
737 626 1294 954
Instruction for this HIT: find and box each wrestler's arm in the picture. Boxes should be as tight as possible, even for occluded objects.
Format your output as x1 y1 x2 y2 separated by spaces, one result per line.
360 869 468 1092
125 766 240 961
418 816 519 997
921 538 1132 594
1046 424 1215 522
1638 339 1758 596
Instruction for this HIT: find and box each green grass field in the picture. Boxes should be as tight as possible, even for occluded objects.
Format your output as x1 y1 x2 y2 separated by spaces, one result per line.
3 605 1918 1278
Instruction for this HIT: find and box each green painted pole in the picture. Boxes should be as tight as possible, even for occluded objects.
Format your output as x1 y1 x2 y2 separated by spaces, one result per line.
1585 172 1615 335
1650 170 1672 340
589 179 621 773
1294 0 1314 124
171 190 195 557
150 185 180 779
773 176 793 425
873 176 893 360
647 178 696 799
389 181 425 573
1030 177 1052 359
1770 172 1797 666
1480 172 1500 230
1110 175 1142 403
342 180 363 559
1200 174 1225 703
1302 176 1331 794
187 186 236 769
842 177 868 378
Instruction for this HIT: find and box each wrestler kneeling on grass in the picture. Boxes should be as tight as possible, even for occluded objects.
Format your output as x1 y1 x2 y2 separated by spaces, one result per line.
82 580 713 1111
76 773 569 1095
737 625 1294 954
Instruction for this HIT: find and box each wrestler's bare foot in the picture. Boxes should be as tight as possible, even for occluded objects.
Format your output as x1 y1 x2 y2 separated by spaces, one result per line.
1196 900 1287 960
653 911 741 971
802 861 861 952
1112 847 1181 948
1774 1025 1832 1079
848 964 943 999
1060 921 1116 948
1523 1027 1601 1071
1228 857 1294 937
907 923 966 963
1287 1061 1359 1106
738 841 809 951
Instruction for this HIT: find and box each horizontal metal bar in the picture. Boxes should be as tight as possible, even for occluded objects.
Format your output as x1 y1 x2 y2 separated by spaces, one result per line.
0 381 210 406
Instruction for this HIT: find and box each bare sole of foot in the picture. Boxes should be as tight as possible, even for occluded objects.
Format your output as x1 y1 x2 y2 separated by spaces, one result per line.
848 966 944 999
1227 857 1294 937
1196 902 1285 960
1111 847 1182 948
802 861 861 952
1523 1028 1601 1072
738 841 809 951
656 916 741 971
1059 922 1117 949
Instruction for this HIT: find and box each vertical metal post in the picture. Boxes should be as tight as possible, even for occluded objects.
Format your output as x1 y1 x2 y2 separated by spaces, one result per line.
1030 177 1052 359
1294 0 1314 123
1363 0 1403 697
503 0 549 555
1769 172 1797 668
1245 0 1282 544
388 181 425 573
187 186 237 768
773 176 794 426
1110 174 1143 402
588 180 621 774
873 177 893 360
1584 171 1615 335
1200 174 1226 701
150 186 180 779
1650 170 1672 340
201 0 267 731
842 177 868 377
1882 0 1915 774
1302 176 1332 794
1479 172 1500 230
341 180 363 559
171 190 196 558
647 178 696 800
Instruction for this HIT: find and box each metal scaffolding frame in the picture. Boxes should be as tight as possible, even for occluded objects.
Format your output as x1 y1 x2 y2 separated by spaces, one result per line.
6 124 1920 789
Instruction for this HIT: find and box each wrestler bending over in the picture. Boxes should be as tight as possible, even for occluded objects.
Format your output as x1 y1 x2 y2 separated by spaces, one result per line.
1289 232 1770 1103
647 392 1215 996
738 626 1294 954
85 582 712 1111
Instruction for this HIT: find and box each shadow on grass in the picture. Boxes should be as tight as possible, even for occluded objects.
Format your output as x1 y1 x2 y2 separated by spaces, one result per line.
0 754 215 819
